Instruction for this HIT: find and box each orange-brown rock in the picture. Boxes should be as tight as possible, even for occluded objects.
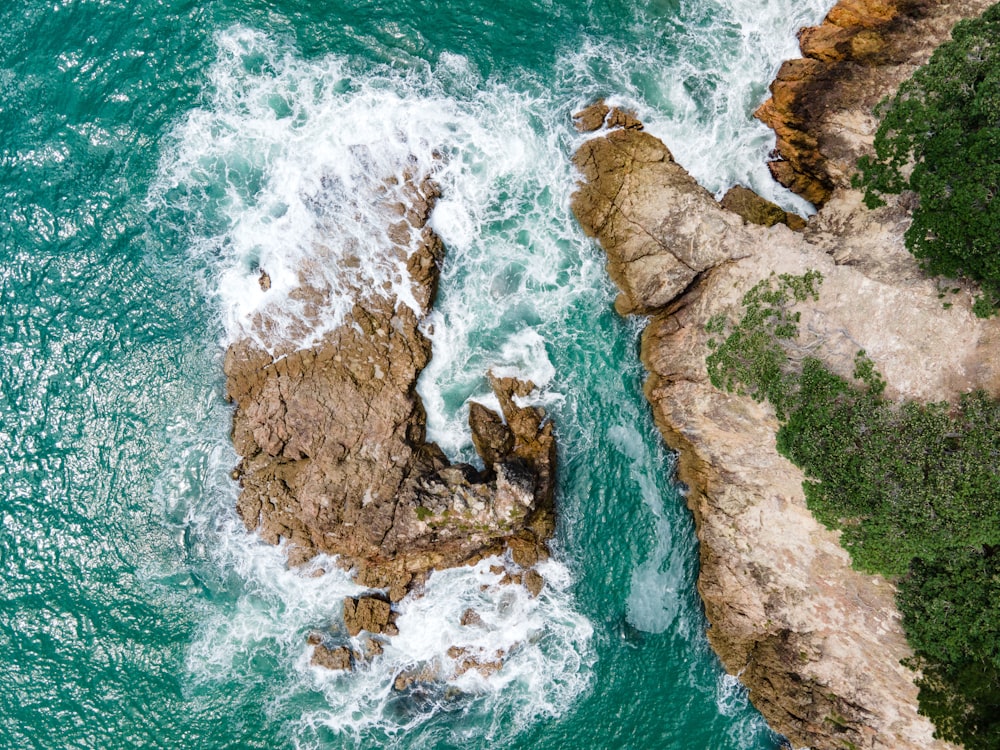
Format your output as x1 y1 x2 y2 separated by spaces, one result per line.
755 0 994 206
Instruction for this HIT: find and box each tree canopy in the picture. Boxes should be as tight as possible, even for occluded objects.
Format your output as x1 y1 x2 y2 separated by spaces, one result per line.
856 3 1000 313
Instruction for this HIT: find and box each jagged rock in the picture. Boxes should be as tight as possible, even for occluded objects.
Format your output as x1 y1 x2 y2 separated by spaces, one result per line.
448 646 504 678
343 595 393 637
571 120 746 315
311 644 353 671
754 0 995 206
571 110 997 748
719 185 806 231
469 401 514 467
523 569 544 598
459 608 483 627
225 167 559 596
573 100 610 132
365 638 384 657
258 269 271 291
393 663 440 692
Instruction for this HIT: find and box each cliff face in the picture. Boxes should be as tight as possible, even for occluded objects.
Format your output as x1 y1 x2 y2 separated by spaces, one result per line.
225 173 555 598
571 100 1000 748
755 0 995 205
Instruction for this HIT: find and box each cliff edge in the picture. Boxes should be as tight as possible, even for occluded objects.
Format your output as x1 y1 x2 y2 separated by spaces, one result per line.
755 0 995 205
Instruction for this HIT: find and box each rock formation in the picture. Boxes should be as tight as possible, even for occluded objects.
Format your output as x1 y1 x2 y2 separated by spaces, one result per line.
572 98 1000 748
755 0 995 206
225 170 556 606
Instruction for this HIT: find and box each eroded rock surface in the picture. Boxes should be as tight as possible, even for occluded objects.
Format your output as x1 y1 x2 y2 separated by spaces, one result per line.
225 171 556 603
755 0 995 206
572 108 1000 747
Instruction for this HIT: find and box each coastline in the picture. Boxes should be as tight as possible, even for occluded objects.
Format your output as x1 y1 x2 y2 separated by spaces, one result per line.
570 0 1000 733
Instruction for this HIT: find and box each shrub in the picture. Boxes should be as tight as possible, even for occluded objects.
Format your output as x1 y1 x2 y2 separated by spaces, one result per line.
706 272 1000 746
856 3 1000 314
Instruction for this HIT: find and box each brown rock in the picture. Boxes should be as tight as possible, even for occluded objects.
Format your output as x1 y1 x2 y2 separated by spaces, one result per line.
573 100 610 132
570 112 997 748
460 608 484 627
523 569 544 598
258 268 271 291
469 401 514 467
311 644 353 671
225 167 559 594
606 107 643 131
754 0 993 207
343 595 392 637
393 663 440 691
719 185 806 230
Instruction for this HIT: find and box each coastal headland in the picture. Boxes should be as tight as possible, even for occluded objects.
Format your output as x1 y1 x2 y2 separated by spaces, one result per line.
570 0 999 745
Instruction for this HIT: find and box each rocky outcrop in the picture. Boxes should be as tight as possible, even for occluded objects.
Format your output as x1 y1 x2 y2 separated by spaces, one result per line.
755 0 995 206
572 107 1000 747
225 170 556 602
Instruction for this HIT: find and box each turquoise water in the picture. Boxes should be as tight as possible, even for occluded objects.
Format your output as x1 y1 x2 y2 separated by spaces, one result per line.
0 0 830 747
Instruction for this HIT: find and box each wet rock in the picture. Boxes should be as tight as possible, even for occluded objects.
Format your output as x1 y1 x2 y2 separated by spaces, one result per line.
572 100 610 132
343 595 393 637
524 569 544 598
225 167 559 593
459 608 483 627
258 268 271 291
719 185 806 231
469 401 514 467
311 644 353 671
393 662 440 692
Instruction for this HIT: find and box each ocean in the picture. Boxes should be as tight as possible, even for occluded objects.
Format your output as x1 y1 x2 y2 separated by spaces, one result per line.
0 0 830 746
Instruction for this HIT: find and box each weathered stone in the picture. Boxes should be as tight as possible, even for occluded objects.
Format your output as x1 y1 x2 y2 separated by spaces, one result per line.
719 185 806 231
460 608 484 627
469 401 514 467
343 595 392 637
523 569 544 598
573 99 610 132
311 644 353 671
755 0 994 207
225 168 559 598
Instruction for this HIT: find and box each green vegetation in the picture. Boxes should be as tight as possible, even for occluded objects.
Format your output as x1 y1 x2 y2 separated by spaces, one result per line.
855 3 1000 314
707 272 1000 747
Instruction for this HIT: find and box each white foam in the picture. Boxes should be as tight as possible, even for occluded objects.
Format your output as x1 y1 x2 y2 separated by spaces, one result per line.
605 423 688 635
292 557 594 742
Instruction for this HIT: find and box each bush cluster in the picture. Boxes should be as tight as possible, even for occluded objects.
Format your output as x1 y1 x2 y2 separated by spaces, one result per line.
706 272 1000 748
855 3 1000 315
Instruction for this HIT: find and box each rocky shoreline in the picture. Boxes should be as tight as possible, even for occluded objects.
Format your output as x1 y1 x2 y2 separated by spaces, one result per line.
755 0 995 206
570 54 999 750
223 169 555 669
